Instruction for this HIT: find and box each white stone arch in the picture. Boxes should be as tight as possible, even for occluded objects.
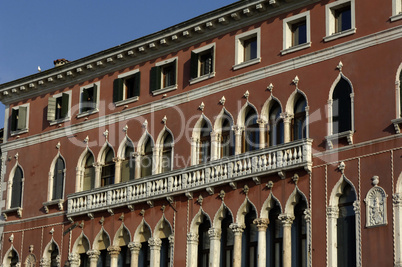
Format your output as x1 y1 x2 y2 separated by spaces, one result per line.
155 126 175 174
212 203 234 229
154 215 173 239
133 219 152 244
327 72 355 147
187 208 212 267
3 245 20 267
137 131 155 176
261 96 284 147
285 89 310 139
76 147 95 192
261 96 283 123
213 108 235 159
25 254 36 267
236 101 259 128
93 227 111 251
327 174 361 267
113 223 132 246
42 238 61 267
260 192 282 219
213 108 235 134
117 136 135 159
6 161 25 211
97 141 116 165
47 152 67 202
191 114 213 165
152 215 174 267
395 62 402 121
235 197 258 226
394 172 402 266
72 232 91 254
284 186 309 217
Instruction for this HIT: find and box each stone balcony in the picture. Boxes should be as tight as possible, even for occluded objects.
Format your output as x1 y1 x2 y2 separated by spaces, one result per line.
67 139 312 218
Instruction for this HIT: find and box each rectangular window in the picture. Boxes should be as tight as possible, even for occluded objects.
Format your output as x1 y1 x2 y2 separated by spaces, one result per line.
282 11 311 55
113 70 140 104
324 0 356 42
234 28 261 70
80 83 99 114
150 58 178 95
335 6 352 33
47 92 70 122
190 43 216 83
10 104 29 134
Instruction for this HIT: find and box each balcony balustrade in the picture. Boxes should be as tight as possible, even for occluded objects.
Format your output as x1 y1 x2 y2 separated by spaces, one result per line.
67 139 312 217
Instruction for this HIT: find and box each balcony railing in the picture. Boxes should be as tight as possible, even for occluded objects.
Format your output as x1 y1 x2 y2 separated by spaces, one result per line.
67 139 312 217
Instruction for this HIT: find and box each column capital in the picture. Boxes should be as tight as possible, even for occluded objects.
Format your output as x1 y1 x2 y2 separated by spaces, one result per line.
128 242 142 252
393 193 402 205
68 253 80 265
326 206 339 218
148 237 162 248
278 214 295 226
107 245 121 256
253 218 269 230
208 228 222 240
39 258 50 267
112 157 124 163
187 232 199 244
229 223 245 234
87 249 101 259
168 235 175 246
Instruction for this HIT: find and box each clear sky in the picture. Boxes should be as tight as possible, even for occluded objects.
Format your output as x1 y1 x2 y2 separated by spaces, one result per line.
0 0 237 131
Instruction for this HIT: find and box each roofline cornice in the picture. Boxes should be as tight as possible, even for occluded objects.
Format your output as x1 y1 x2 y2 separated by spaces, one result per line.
0 0 320 104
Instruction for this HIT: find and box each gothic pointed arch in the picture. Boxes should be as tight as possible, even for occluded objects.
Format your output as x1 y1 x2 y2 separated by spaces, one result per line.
42 239 60 267
156 126 175 173
235 197 257 226
48 152 66 201
154 215 173 239
7 161 24 210
97 142 116 187
285 89 309 140
93 227 112 267
133 219 152 267
153 215 173 267
191 114 213 165
214 108 235 159
113 223 132 246
72 232 91 254
137 131 155 177
237 102 260 152
211 203 234 267
76 147 96 192
260 192 282 219
392 63 402 133
3 246 19 267
117 136 135 183
262 96 284 147
25 254 36 267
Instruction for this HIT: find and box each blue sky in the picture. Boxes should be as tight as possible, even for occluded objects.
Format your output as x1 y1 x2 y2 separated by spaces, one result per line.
0 0 236 130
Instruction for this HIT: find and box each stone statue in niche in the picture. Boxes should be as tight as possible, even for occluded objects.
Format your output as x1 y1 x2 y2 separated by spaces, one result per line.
364 176 388 227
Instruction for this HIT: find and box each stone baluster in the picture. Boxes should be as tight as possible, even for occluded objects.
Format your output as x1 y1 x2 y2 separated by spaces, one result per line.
128 242 142 267
254 218 269 267
229 223 245 267
279 214 294 267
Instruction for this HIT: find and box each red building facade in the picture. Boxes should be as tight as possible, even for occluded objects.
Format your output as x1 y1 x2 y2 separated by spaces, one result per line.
0 0 401 266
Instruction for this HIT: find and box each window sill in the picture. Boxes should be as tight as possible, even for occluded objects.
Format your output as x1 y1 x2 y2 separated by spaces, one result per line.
115 96 139 107
77 109 99 119
10 128 28 136
2 207 22 220
323 28 356 42
325 130 354 150
49 117 71 126
152 85 178 96
280 42 312 55
390 13 402 22
232 57 261 71
391 118 402 133
43 199 64 213
190 72 216 85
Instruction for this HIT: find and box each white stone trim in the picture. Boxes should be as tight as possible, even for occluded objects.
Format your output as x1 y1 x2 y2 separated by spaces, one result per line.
391 0 402 21
281 11 311 54
117 69 140 79
47 152 67 202
324 0 356 42
155 57 178 67
233 28 261 69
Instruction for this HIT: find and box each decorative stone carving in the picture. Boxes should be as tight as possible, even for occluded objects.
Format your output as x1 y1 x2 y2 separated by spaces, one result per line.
393 193 402 205
128 242 142 252
187 232 199 244
229 223 245 234
326 206 339 218
87 250 101 259
208 228 221 240
278 214 295 226
39 258 50 267
68 253 80 266
364 184 388 227
26 254 36 267
107 246 121 256
266 181 274 189
253 218 269 230
267 83 274 92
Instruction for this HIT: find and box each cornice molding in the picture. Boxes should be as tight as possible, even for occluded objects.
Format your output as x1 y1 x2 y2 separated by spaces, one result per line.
0 0 320 104
1 25 401 152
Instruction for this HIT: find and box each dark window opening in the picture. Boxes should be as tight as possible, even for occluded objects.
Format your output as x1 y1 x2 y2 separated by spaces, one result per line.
292 96 307 141
198 218 211 267
141 138 153 178
161 133 173 173
332 77 352 134
243 37 257 61
221 210 234 267
121 144 135 182
52 157 65 200
221 117 235 158
80 85 97 113
199 122 211 164
101 148 115 186
243 108 259 152
244 208 258 267
10 166 23 208
83 154 95 191
335 5 351 33
291 21 307 46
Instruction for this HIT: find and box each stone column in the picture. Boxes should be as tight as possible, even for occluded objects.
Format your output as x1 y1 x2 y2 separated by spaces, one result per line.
133 152 141 179
208 228 222 267
279 214 294 267
257 119 266 149
186 232 199 267
394 194 402 267
108 246 121 267
149 237 162 267
190 137 198 165
233 126 243 155
210 131 219 161
282 113 292 143
326 206 339 267
113 157 123 184
128 242 141 267
254 218 269 267
152 147 160 174
230 223 245 267
87 250 100 267
93 162 102 188
168 235 175 267
68 253 80 267
75 167 82 192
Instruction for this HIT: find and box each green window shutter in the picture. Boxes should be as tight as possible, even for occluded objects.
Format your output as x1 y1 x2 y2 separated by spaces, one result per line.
92 84 98 110
47 97 56 121
133 72 141 97
11 108 18 131
150 66 161 92
17 106 27 130
190 51 199 79
113 78 124 102
172 59 177 85
61 93 69 118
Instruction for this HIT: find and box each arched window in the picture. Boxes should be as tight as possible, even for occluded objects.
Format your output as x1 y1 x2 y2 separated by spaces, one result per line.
160 238 171 267
161 132 173 173
11 166 23 208
198 218 211 267
221 209 234 267
292 95 307 141
243 208 258 267
199 121 211 164
268 102 284 146
52 157 65 200
121 143 134 182
141 137 153 178
117 246 130 267
267 204 282 267
75 235 90 267
243 107 259 152
337 183 356 267
101 147 115 186
50 244 59 267
221 117 235 158
292 200 307 267
83 153 95 191
332 77 352 134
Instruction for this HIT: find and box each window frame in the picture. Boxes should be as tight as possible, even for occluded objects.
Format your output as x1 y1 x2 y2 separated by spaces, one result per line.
391 0 402 21
114 69 141 106
47 91 72 125
150 57 178 96
78 82 100 118
10 103 29 136
324 0 356 42
190 43 216 84
233 28 261 70
281 11 311 55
